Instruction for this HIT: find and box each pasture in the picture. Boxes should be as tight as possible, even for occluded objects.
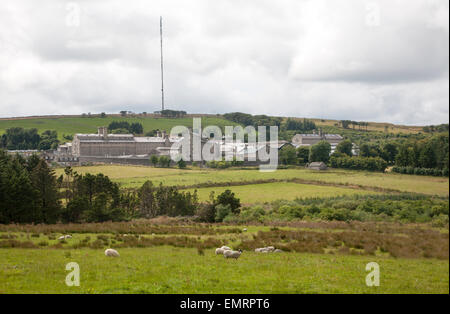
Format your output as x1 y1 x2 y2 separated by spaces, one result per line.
0 116 237 141
55 165 450 198
0 220 448 294
187 182 378 203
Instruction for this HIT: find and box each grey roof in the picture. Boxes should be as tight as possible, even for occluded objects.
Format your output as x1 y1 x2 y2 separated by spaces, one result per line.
294 134 343 139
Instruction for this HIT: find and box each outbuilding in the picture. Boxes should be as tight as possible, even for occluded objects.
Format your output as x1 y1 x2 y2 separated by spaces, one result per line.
307 162 328 171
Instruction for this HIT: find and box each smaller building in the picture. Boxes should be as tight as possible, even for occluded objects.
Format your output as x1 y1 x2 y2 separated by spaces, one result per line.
292 130 343 147
307 162 328 171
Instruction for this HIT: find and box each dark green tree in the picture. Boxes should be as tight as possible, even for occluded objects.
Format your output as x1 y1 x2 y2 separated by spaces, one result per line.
309 141 332 163
30 160 61 223
336 140 353 156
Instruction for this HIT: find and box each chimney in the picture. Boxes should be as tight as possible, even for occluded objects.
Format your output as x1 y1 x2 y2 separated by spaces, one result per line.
98 127 107 138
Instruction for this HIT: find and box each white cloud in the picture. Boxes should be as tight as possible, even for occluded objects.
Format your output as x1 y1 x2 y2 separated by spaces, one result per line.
0 0 448 125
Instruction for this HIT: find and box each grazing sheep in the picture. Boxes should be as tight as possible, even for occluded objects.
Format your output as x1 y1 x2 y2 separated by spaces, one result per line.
255 247 281 253
104 249 120 257
58 235 72 240
65 235 72 239
215 248 225 255
58 236 65 240
243 228 248 232
221 246 232 251
224 249 242 259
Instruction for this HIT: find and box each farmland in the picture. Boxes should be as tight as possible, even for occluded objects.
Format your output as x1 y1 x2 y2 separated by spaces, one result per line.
0 115 237 141
187 182 378 203
2 161 450 294
1 247 448 294
54 165 450 198
0 220 448 294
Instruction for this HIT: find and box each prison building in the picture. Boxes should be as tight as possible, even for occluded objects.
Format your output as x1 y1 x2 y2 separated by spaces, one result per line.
71 127 177 157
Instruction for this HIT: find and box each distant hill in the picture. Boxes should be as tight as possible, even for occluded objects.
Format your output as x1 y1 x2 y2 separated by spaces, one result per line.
307 118 424 135
0 114 238 141
0 113 436 144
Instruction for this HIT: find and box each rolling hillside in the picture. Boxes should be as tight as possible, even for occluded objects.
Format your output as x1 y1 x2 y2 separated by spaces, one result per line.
0 113 426 142
0 114 238 141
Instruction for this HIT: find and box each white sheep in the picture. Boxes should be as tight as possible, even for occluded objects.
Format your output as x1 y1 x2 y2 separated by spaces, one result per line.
223 249 242 259
104 248 120 257
58 235 72 240
65 235 72 239
215 248 225 255
266 246 275 252
243 228 248 232
274 249 283 253
221 246 232 251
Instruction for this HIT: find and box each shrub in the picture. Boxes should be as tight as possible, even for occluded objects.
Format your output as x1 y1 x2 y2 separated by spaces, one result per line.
215 204 232 222
216 190 241 214
330 156 387 172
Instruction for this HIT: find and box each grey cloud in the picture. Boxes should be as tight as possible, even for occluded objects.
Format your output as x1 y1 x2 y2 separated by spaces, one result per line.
0 0 448 125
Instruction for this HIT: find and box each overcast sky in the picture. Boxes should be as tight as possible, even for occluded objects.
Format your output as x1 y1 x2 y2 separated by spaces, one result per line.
0 0 448 125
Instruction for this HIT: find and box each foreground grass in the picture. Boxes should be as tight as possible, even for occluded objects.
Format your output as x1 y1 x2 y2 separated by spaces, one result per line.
188 182 378 203
1 221 448 293
55 165 449 197
0 247 448 294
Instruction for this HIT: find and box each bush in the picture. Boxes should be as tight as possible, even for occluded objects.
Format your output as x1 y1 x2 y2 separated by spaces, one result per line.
216 190 241 214
330 156 387 172
215 204 232 222
392 166 449 177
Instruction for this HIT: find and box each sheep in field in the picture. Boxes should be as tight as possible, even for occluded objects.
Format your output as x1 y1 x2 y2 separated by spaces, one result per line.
223 249 242 259
221 246 232 251
104 249 120 257
215 248 225 255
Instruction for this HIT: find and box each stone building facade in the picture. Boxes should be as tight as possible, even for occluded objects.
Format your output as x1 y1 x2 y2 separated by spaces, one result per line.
71 127 177 157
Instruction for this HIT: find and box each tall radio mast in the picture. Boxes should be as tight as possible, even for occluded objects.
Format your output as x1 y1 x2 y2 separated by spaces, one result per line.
160 16 165 111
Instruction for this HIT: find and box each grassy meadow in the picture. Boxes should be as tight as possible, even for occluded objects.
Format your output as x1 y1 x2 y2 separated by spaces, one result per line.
2 163 449 294
0 220 448 294
187 182 378 203
0 115 237 141
54 165 450 198
1 247 447 294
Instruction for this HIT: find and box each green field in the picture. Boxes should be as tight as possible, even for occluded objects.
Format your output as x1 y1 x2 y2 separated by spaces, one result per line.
55 165 450 198
187 182 378 203
0 221 448 294
1 246 447 294
0 116 237 141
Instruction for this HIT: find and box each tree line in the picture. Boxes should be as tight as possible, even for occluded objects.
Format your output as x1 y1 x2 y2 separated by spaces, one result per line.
108 121 144 135
223 112 316 133
0 128 59 150
277 132 448 175
0 151 241 224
